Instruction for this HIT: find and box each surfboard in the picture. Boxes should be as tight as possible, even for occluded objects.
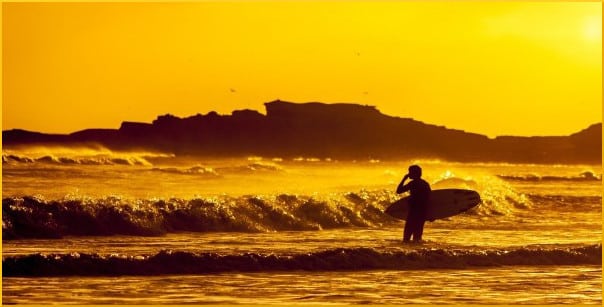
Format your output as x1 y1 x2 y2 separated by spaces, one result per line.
385 188 481 221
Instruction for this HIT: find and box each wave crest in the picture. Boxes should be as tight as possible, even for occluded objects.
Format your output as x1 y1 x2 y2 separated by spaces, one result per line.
3 245 600 276
498 171 602 182
3 153 151 166
3 184 530 239
2 194 394 239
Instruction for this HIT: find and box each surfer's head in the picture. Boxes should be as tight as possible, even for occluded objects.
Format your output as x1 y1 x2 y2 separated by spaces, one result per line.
408 165 422 179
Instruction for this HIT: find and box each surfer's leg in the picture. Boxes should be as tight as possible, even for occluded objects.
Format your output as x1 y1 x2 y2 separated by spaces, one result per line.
403 220 413 242
405 209 420 241
413 219 426 242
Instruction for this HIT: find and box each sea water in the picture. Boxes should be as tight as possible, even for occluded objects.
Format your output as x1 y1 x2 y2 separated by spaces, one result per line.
2 148 602 304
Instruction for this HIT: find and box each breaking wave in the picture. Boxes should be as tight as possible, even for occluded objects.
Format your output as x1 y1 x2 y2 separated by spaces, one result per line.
2 145 175 167
3 184 532 239
3 244 600 276
1 193 390 239
3 154 151 166
431 175 531 216
526 194 602 211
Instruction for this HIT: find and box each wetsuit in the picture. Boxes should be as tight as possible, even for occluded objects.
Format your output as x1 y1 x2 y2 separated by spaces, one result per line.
397 178 431 241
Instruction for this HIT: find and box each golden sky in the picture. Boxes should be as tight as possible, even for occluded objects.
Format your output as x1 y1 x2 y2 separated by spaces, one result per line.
2 1 602 137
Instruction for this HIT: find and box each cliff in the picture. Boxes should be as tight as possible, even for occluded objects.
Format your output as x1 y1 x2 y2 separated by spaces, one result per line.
2 101 601 163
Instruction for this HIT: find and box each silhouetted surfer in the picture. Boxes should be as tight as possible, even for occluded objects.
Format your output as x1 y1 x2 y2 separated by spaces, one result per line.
396 165 431 242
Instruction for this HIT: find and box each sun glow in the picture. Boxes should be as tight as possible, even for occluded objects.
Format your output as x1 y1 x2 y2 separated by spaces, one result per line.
583 15 602 42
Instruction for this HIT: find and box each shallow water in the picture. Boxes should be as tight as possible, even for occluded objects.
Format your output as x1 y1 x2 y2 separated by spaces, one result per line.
2 227 601 258
2 150 602 304
3 266 602 304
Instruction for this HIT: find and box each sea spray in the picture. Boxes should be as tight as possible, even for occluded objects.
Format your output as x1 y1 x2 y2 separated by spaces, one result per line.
2 145 173 166
3 153 152 166
432 174 532 215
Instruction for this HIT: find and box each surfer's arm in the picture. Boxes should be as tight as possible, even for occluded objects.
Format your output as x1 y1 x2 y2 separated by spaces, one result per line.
396 175 411 194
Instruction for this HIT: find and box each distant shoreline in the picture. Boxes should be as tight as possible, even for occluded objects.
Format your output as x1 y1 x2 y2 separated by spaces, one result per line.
3 101 601 164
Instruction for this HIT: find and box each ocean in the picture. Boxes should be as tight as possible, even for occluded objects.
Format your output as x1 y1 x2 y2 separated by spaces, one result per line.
2 147 602 304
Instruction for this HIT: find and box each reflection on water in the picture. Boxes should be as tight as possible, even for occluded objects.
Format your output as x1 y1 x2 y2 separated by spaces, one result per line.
2 156 602 304
2 227 602 257
3 266 601 304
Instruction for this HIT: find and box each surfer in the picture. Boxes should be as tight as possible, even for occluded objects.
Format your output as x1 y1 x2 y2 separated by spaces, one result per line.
396 165 431 242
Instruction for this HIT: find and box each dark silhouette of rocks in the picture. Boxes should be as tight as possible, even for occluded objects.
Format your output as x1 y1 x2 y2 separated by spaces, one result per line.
3 100 601 163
